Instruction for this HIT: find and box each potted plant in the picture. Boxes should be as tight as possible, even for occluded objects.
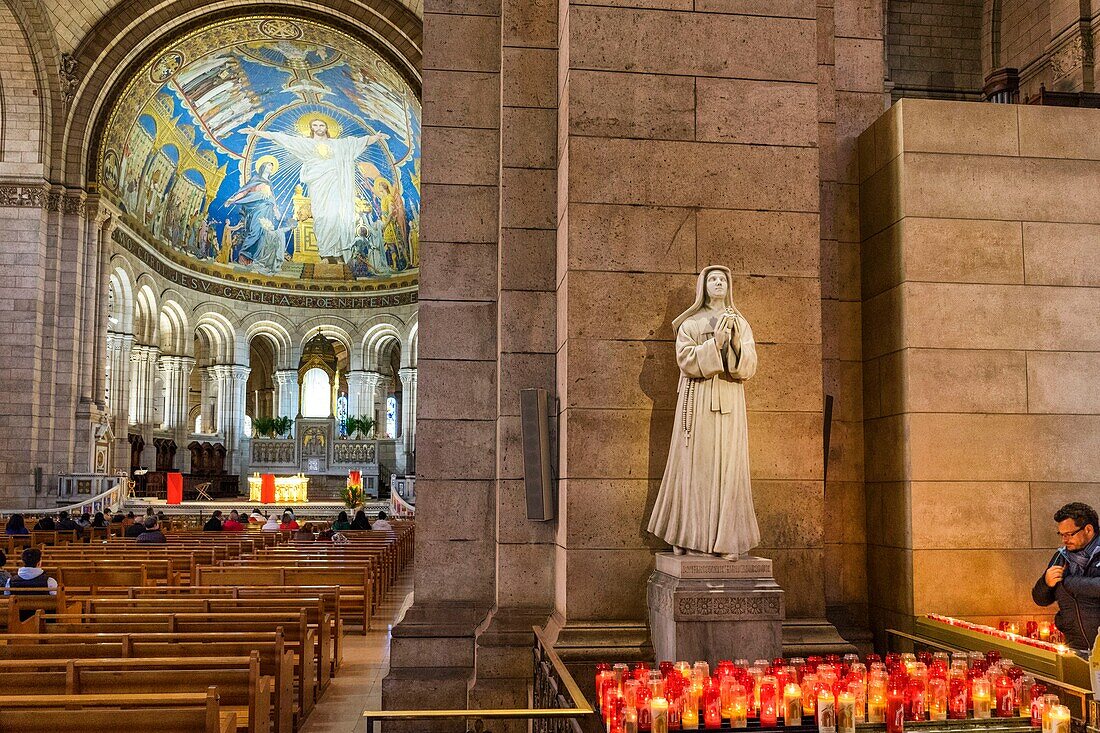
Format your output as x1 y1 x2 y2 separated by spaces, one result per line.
272 416 293 438
341 416 376 439
341 470 364 508
252 416 275 438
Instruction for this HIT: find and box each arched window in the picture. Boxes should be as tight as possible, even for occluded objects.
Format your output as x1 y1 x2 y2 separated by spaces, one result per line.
386 396 397 438
242 414 253 438
302 367 331 417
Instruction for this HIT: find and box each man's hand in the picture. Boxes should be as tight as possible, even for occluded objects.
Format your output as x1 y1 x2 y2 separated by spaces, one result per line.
1046 565 1065 588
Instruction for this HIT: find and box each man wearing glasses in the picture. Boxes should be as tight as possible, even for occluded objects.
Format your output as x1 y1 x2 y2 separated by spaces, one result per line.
1032 502 1100 651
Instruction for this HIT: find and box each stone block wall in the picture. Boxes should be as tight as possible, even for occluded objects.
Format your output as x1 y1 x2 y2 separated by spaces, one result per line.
859 98 1100 643
554 0 827 639
887 0 984 98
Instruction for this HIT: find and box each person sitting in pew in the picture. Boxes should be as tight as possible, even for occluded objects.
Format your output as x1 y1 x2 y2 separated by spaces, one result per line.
136 516 167 544
349 510 371 530
0 551 10 586
261 514 280 532
123 515 145 538
372 511 392 531
5 514 28 536
222 510 245 532
121 511 136 531
331 511 351 531
91 512 108 528
6 547 58 609
31 514 55 531
57 512 82 538
294 523 315 540
203 511 224 532
279 513 299 531
249 509 265 525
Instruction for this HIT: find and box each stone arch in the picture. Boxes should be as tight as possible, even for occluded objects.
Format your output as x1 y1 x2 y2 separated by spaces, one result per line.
983 0 1003 73
133 281 159 345
107 258 135 335
193 310 236 364
404 317 417 368
362 320 404 372
62 0 422 188
157 298 190 356
298 318 358 370
0 0 56 177
243 317 294 371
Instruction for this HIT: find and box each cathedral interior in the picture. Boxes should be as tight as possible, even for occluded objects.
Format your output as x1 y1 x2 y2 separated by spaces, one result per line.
0 0 1097 729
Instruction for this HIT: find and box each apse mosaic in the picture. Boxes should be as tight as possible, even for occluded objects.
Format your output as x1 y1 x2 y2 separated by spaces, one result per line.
99 17 421 290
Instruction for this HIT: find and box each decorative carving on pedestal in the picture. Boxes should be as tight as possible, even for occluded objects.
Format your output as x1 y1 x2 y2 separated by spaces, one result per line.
648 553 784 666
675 594 783 621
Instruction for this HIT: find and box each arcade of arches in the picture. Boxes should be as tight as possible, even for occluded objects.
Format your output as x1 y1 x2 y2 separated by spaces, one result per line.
0 0 1099 723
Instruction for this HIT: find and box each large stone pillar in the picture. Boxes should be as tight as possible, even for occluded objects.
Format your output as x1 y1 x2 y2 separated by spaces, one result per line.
211 364 250 473
550 0 835 671
106 331 134 471
157 355 195 470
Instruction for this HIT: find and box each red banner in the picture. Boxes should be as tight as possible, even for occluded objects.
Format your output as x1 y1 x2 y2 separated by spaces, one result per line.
261 474 275 504
166 472 183 505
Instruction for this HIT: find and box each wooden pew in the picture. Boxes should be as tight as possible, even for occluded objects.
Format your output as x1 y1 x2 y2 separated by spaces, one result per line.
0 631 295 733
39 608 327 694
0 654 272 733
81 594 342 675
0 689 235 732
196 565 373 632
26 611 322 715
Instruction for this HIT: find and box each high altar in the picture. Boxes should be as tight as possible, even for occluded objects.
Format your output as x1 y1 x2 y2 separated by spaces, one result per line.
248 473 310 503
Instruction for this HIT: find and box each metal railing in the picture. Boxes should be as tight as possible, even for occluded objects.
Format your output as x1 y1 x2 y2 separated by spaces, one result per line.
362 625 594 732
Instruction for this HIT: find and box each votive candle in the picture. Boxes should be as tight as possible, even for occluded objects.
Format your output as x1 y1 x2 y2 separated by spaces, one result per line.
651 697 669 733
817 689 837 733
760 676 779 727
972 678 991 719
784 682 803 727
837 691 856 733
1048 705 1071 733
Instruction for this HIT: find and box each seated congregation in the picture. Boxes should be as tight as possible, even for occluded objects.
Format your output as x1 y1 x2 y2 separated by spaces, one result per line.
0 509 413 732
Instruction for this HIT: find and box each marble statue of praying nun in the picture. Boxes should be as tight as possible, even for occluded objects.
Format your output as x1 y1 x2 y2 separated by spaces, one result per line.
647 265 761 559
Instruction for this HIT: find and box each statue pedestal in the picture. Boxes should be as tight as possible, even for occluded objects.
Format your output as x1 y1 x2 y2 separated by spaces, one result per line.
647 553 784 667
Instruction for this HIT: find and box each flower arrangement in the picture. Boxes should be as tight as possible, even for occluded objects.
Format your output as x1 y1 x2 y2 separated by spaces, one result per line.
341 470 364 509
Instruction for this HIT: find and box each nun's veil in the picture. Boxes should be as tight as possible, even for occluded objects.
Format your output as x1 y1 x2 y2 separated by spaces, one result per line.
672 265 744 330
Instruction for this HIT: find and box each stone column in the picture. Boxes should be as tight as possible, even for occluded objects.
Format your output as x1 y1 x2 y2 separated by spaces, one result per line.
156 355 195 470
128 344 160 467
346 370 368 419
398 367 417 459
211 364 250 474
273 368 299 424
366 371 386 432
106 331 134 472
198 368 217 434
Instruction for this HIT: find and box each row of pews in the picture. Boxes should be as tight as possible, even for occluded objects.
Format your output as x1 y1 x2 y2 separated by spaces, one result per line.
0 520 414 732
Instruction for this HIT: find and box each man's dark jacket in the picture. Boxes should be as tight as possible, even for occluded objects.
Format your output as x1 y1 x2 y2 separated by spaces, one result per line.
1033 546 1100 650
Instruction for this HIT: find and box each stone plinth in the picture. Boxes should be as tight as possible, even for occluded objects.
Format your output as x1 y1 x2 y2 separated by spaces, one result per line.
647 554 784 667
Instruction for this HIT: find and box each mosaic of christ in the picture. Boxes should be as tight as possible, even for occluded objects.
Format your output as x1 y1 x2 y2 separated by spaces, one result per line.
99 17 422 286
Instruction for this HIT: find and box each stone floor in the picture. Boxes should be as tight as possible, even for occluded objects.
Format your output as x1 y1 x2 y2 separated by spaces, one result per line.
302 577 414 733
